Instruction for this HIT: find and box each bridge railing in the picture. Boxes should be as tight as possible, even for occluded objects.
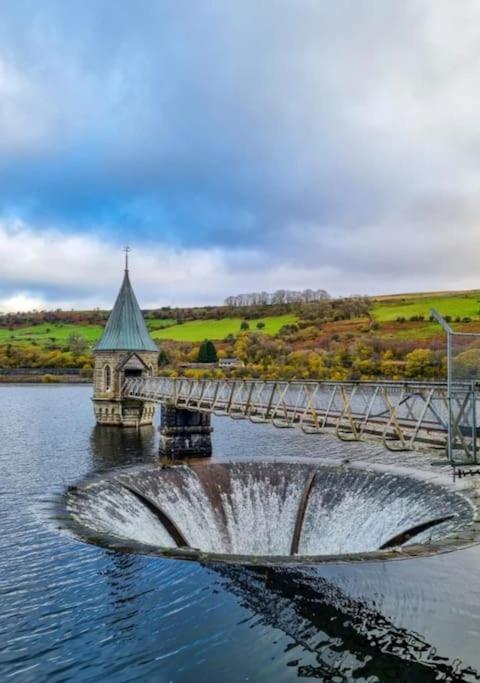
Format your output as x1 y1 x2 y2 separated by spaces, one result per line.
123 377 457 452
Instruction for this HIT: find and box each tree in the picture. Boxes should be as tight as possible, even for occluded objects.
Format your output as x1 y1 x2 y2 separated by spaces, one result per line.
67 333 88 355
240 320 250 331
405 349 435 378
453 349 480 379
197 339 218 363
158 349 170 367
256 321 265 330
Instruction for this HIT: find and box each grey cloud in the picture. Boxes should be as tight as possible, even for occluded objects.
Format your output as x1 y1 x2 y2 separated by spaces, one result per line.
0 1 480 300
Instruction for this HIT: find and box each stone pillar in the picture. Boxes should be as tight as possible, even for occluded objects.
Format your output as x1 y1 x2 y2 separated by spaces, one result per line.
159 403 213 459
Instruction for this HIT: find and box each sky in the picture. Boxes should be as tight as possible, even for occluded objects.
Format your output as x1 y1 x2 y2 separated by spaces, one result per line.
1 0 480 311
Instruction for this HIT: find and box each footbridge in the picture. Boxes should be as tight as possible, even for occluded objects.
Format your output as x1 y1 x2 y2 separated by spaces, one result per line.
123 377 480 462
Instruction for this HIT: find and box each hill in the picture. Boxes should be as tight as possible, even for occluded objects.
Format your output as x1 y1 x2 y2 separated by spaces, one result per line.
1 290 479 381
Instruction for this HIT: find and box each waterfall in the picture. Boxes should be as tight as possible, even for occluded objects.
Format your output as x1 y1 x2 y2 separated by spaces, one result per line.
65 461 474 559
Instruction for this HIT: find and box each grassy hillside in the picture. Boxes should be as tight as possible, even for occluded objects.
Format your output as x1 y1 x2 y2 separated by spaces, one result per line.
372 291 480 322
0 323 104 346
2 290 480 381
0 314 297 347
150 314 297 342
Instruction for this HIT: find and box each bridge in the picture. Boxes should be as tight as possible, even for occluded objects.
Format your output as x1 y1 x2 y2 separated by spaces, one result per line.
93 262 480 465
123 376 479 462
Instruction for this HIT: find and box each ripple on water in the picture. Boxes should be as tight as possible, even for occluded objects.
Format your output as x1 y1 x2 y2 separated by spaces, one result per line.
1 385 480 682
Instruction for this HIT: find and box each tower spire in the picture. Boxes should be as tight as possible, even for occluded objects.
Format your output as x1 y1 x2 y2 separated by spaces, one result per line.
123 245 131 271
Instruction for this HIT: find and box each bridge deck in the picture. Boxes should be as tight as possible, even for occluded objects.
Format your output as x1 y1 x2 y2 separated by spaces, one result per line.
121 377 480 453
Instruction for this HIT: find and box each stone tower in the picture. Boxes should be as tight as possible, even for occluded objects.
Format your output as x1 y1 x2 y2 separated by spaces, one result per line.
92 255 158 427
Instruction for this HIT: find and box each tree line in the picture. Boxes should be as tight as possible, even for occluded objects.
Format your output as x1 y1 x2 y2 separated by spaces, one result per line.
224 289 331 307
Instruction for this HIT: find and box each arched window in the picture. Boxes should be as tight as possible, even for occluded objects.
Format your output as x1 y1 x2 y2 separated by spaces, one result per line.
104 365 112 391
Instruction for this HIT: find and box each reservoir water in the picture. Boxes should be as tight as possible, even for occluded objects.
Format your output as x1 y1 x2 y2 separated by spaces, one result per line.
1 384 480 682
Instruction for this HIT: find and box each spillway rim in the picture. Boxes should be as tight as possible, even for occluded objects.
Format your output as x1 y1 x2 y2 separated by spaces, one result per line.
59 456 480 567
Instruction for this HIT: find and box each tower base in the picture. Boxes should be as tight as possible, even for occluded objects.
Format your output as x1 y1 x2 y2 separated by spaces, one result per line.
93 398 156 427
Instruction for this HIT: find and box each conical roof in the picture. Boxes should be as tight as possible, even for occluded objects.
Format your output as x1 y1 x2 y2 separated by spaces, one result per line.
95 269 157 352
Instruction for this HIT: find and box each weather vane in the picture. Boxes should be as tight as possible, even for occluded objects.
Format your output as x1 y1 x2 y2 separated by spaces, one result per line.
123 245 131 270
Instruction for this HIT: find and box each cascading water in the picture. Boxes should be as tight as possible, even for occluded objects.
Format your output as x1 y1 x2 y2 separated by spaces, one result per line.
63 460 475 563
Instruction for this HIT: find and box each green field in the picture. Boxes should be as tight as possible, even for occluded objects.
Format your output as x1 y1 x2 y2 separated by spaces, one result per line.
0 323 105 346
0 314 298 347
373 292 480 322
150 315 298 342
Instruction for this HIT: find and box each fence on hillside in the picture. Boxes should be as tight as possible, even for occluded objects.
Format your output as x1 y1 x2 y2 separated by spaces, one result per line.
431 309 480 465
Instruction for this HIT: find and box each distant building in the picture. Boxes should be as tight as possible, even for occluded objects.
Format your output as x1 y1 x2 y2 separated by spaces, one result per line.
218 357 244 369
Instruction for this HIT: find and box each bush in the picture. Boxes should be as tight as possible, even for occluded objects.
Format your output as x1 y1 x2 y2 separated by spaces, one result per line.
41 374 60 383
67 333 89 354
396 316 406 323
240 320 250 331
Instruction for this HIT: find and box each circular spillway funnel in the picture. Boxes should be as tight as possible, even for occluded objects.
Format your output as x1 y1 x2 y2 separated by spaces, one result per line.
61 459 480 565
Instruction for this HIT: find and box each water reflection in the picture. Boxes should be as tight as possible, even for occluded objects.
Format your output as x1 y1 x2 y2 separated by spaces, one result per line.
90 424 158 471
215 565 480 682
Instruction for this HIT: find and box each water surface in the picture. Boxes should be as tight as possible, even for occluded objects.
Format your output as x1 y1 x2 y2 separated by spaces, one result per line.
1 385 480 682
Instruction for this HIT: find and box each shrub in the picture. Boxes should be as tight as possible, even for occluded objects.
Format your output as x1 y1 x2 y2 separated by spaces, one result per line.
67 333 88 354
41 374 60 383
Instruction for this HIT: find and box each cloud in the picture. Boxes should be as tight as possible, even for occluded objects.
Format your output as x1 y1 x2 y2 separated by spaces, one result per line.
1 1 480 306
0 219 344 311
1 215 479 313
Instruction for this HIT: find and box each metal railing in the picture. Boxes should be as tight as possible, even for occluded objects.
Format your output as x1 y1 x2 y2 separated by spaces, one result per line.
123 376 458 452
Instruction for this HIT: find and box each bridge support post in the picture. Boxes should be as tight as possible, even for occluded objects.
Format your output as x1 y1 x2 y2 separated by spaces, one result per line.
159 404 213 459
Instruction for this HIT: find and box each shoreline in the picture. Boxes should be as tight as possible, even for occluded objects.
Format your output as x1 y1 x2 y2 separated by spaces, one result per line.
0 375 92 384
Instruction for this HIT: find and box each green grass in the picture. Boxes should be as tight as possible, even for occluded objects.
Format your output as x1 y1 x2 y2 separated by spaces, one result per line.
0 323 104 346
150 315 298 342
373 292 480 322
0 314 298 347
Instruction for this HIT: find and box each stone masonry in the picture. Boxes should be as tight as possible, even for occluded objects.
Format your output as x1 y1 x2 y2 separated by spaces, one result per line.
159 403 213 459
92 350 158 427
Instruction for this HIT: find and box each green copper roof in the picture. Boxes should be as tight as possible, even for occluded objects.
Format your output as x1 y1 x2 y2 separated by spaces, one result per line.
95 270 158 352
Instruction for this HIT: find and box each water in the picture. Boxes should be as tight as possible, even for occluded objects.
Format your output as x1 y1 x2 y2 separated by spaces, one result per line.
66 462 474 558
1 385 480 682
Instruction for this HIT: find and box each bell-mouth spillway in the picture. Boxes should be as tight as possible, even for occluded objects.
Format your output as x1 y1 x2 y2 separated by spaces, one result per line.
61 458 480 566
